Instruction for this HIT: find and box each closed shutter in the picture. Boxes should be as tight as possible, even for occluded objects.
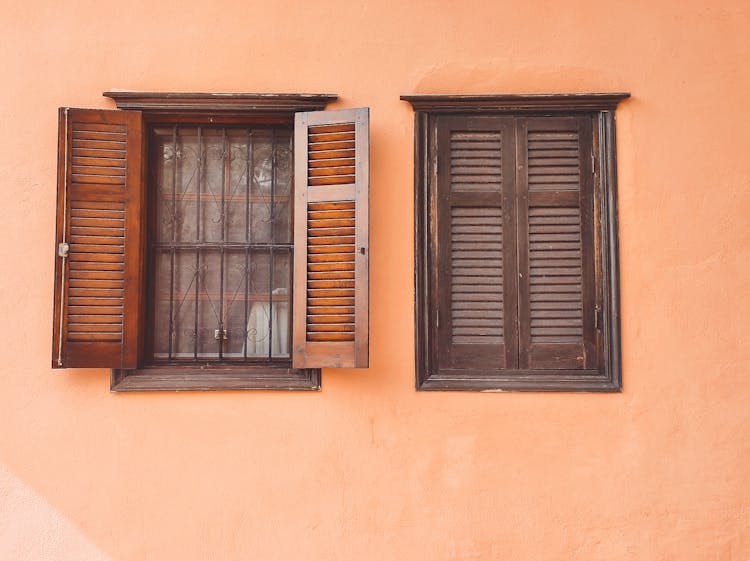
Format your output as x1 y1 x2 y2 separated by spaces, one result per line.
516 116 597 369
435 116 518 371
292 108 369 368
52 108 144 369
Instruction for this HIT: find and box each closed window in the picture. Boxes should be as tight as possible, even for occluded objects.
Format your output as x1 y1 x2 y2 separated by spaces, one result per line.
51 93 370 391
403 94 628 391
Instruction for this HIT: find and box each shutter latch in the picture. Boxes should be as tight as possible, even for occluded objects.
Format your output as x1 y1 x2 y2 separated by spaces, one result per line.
58 242 69 258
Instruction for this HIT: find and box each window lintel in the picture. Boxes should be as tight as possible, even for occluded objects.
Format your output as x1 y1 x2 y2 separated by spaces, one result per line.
104 91 338 114
400 92 630 113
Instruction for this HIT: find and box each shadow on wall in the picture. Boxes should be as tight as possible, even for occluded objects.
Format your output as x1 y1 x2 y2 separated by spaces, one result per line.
0 463 112 561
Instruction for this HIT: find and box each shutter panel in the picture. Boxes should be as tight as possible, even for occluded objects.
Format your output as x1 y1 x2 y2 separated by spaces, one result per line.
517 116 597 370
435 116 517 371
52 108 144 369
293 108 369 368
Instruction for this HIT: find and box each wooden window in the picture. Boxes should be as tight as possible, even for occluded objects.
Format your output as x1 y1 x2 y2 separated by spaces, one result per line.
52 93 370 391
403 94 629 391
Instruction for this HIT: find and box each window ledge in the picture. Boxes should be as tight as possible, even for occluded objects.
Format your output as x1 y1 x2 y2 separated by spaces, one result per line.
418 373 621 392
111 365 321 392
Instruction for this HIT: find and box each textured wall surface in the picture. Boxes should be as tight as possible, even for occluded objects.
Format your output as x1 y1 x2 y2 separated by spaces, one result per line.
1 1 749 559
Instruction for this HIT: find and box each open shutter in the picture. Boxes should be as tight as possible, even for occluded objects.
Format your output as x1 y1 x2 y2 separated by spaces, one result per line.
293 108 369 368
52 108 144 369
517 116 597 370
435 116 518 372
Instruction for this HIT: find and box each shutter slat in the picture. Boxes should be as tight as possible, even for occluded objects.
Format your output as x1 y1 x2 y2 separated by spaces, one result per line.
69 297 124 306
293 108 369 368
52 108 143 369
307 262 355 272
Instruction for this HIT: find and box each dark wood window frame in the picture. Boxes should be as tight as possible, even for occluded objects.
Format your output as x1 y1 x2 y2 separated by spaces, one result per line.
104 92 338 391
403 93 629 392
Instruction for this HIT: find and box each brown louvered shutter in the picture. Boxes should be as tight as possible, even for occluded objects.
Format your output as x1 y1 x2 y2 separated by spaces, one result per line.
52 108 144 369
516 116 597 370
436 116 518 371
293 108 369 368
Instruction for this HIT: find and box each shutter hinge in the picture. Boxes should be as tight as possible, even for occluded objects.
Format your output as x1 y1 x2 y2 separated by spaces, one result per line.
58 242 69 258
591 152 596 175
595 306 603 330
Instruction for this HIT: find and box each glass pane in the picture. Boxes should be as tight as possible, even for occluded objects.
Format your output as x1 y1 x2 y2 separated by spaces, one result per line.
152 249 171 358
223 250 251 358
275 134 292 197
226 131 251 243
245 252 271 357
196 250 221 357
171 249 199 358
271 252 291 357
274 133 292 243
201 130 225 243
272 199 291 243
153 127 200 243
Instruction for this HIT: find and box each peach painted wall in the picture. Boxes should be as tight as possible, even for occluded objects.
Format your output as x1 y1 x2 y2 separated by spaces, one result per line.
1 1 749 559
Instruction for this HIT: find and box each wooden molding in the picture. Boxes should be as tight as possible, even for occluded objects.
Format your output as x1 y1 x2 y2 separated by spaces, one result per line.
104 91 338 113
111 366 321 392
419 374 621 393
401 93 630 113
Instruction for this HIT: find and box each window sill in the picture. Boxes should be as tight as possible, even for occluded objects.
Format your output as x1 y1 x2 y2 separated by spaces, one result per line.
418 371 621 392
111 364 320 392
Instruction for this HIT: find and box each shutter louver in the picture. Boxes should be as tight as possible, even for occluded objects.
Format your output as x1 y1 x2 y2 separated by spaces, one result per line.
517 117 596 370
436 117 517 370
293 108 369 368
306 201 356 342
450 206 503 346
52 108 144 369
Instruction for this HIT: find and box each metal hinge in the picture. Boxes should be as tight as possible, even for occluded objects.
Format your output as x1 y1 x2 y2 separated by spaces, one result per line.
58 242 69 258
595 306 603 330
591 152 596 175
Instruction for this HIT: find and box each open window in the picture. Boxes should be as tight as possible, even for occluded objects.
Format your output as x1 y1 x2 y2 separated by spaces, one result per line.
51 93 370 391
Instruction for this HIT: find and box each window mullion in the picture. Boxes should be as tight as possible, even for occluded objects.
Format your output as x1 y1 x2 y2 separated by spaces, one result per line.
503 117 522 369
513 117 531 369
218 128 227 360
168 125 178 361
194 126 202 361
269 129 276 360
244 130 252 361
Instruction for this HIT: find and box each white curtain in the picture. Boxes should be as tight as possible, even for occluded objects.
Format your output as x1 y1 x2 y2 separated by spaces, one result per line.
243 288 289 357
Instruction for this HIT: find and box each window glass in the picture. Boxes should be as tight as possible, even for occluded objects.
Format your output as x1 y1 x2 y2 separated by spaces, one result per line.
150 126 292 362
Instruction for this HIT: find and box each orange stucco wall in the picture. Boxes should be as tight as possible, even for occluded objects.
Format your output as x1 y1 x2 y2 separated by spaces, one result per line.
2 1 749 559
